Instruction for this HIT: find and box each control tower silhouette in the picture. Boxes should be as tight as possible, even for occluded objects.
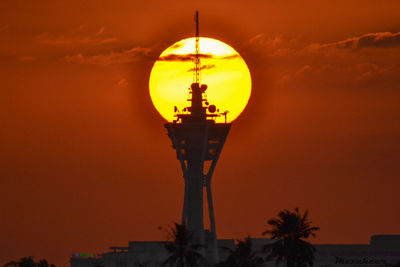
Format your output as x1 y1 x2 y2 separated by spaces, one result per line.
164 11 230 264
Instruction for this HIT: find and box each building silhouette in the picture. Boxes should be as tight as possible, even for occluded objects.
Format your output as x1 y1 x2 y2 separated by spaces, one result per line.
70 234 400 267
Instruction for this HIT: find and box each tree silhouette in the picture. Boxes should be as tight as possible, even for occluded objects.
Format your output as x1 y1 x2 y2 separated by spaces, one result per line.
385 261 400 267
2 260 17 267
262 208 319 267
161 222 205 267
218 236 263 267
38 259 53 267
3 257 55 267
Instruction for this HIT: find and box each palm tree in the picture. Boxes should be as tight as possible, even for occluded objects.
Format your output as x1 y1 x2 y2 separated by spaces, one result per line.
262 208 319 267
161 222 205 267
218 236 263 267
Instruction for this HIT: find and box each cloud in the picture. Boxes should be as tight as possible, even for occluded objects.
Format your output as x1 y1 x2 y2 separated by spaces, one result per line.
221 54 240 60
115 79 128 88
187 64 216 72
35 26 119 46
18 56 35 62
247 33 299 58
304 32 400 53
248 32 400 89
333 32 400 49
63 46 239 66
294 65 312 77
249 34 290 48
158 53 239 62
64 46 154 65
249 32 400 60
170 43 184 49
158 53 213 62
347 63 399 82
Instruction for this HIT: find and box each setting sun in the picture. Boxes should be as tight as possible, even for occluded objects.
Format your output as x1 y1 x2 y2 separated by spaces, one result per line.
149 37 251 123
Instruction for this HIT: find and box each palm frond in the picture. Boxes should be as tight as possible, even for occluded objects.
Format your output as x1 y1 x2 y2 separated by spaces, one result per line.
161 222 204 267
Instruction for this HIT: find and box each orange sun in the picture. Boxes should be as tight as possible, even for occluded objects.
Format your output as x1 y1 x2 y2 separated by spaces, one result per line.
149 37 251 123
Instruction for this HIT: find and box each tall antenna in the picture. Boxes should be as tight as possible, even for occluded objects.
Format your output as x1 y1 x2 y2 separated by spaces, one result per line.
194 10 200 84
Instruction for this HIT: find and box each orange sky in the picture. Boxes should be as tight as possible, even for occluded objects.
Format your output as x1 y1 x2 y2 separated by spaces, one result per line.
1 0 400 266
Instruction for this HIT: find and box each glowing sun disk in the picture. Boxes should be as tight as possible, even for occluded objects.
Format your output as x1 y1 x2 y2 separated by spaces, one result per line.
149 37 251 123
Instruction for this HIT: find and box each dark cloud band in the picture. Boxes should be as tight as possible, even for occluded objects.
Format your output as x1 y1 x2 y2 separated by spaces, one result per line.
187 64 216 72
158 53 239 62
332 32 400 49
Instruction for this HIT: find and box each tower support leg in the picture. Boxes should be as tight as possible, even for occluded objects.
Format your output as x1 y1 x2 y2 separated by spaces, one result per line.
186 160 205 247
205 181 219 263
182 180 188 225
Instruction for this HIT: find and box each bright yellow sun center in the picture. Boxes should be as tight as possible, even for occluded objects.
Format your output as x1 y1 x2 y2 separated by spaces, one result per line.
149 37 251 123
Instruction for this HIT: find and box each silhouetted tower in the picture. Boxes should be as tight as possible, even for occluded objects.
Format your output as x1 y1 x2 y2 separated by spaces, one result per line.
164 11 230 264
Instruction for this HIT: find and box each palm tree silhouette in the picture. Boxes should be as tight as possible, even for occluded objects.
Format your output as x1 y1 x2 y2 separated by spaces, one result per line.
262 208 319 267
161 222 205 267
218 236 263 267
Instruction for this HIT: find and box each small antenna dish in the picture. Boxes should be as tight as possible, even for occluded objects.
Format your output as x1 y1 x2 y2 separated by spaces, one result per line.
208 105 216 113
174 106 178 113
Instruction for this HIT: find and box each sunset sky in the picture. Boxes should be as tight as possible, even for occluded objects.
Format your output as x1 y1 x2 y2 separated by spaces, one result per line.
1 0 400 266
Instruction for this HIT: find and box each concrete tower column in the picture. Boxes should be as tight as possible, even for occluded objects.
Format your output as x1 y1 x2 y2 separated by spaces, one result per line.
186 159 205 245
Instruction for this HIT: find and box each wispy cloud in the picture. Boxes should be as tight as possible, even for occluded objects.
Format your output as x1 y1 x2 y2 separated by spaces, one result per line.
320 32 400 50
300 32 400 56
18 56 35 62
248 32 400 88
158 53 213 62
170 42 184 49
187 64 216 72
247 33 298 58
35 26 119 46
63 46 154 65
249 32 400 58
115 79 128 88
158 53 239 62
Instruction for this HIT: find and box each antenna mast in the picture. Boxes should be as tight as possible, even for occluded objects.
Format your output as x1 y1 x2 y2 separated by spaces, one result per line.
194 11 200 84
